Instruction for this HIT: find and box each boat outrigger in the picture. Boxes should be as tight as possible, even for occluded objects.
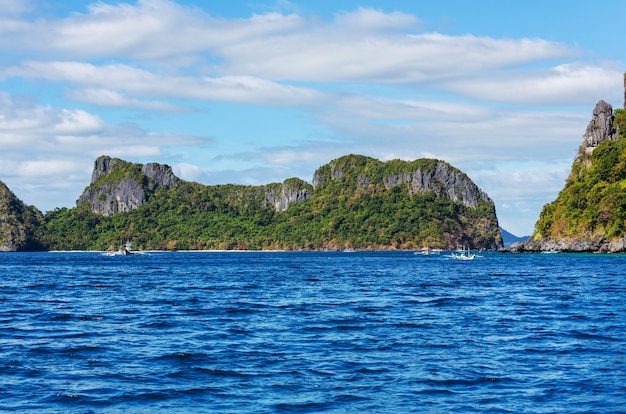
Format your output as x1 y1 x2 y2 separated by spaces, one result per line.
451 246 475 261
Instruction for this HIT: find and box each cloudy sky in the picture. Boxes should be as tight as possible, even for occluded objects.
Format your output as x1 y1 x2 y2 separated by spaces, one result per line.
0 0 624 236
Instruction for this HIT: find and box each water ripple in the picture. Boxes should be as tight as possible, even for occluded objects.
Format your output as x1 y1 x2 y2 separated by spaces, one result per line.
0 251 624 412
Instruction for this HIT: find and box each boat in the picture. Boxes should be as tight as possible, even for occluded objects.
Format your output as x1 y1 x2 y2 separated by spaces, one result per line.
451 246 475 260
103 240 143 256
121 240 135 255
414 247 442 256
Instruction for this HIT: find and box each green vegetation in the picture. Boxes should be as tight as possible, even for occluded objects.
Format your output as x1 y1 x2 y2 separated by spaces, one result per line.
33 154 501 251
0 181 45 251
534 109 626 241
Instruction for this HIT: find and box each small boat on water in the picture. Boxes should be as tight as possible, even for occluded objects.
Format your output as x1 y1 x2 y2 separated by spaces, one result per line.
103 240 144 256
451 246 475 261
414 247 442 256
104 247 117 256
120 240 135 255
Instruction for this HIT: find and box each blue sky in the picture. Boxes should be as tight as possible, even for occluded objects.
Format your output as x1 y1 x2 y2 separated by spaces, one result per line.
0 0 624 236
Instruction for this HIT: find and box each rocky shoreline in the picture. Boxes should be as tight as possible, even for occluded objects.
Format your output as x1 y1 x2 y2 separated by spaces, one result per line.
503 236 626 253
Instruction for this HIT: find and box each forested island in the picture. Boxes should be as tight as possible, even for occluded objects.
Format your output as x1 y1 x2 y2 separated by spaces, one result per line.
509 97 626 252
1 154 502 252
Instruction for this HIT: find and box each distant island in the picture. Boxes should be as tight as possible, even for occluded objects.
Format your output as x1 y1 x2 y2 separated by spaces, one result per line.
1 154 502 252
499 228 529 248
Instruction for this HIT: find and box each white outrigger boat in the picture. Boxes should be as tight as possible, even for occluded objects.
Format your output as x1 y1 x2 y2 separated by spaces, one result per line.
451 246 475 261
104 240 143 256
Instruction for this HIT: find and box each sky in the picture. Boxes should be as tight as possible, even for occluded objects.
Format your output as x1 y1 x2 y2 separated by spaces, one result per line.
0 0 624 237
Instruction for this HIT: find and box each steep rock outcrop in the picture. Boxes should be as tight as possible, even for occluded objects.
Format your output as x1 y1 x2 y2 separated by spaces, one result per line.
262 179 312 212
583 100 619 154
384 163 491 209
142 163 178 191
77 156 178 216
510 97 626 253
0 181 43 251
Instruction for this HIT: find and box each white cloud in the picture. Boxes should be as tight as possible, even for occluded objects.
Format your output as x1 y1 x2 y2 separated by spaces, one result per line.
314 94 588 165
6 61 327 106
473 163 572 236
0 3 576 84
0 0 32 16
173 162 206 182
53 108 104 134
216 30 575 83
0 4 605 112
334 7 420 30
443 64 623 105
68 88 186 112
18 160 80 178
0 0 305 62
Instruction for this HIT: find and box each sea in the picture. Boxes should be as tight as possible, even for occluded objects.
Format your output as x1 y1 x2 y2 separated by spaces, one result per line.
0 250 625 413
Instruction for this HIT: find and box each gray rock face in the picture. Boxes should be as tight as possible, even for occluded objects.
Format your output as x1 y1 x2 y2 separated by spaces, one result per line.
506 236 626 253
263 181 311 212
142 163 178 191
313 156 492 209
80 179 147 216
385 163 492 209
583 100 618 153
77 156 178 216
90 156 117 183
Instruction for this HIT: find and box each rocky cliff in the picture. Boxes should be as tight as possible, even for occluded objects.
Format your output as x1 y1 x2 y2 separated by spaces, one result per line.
0 181 43 251
262 178 312 212
582 100 619 155
77 156 179 215
78 156 312 215
313 155 492 209
509 98 626 253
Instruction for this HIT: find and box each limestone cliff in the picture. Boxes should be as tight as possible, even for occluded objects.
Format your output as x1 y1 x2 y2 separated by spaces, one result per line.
582 100 619 155
79 156 310 216
313 155 492 209
0 181 43 251
77 156 179 215
509 98 626 253
262 178 312 212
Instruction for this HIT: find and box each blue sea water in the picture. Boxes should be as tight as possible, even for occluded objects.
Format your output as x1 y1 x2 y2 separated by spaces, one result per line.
0 251 625 413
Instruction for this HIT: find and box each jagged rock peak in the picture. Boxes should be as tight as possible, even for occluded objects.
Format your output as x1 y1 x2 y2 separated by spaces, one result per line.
142 162 178 191
91 156 117 184
78 156 179 216
583 100 619 154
